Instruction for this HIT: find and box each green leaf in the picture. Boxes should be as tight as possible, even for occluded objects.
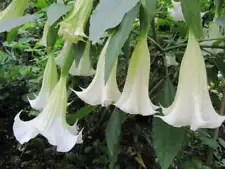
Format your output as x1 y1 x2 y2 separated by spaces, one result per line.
104 3 140 83
215 15 225 27
152 77 186 169
35 0 49 8
105 108 125 159
0 15 39 33
66 105 97 125
153 118 186 169
162 77 176 107
7 27 20 44
199 136 219 149
47 3 73 25
180 0 203 39
140 0 157 35
74 41 86 66
90 0 139 43
46 22 59 52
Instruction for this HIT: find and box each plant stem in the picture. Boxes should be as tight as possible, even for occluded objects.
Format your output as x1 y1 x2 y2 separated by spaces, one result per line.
132 30 225 53
206 89 225 166
151 18 158 42
165 44 225 52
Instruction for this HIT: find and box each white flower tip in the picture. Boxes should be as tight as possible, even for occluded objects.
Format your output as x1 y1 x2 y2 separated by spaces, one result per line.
13 111 38 144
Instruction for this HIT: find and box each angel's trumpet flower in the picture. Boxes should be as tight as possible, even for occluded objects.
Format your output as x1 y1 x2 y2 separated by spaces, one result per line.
69 41 95 76
28 54 58 111
114 36 158 116
168 0 205 21
0 0 29 22
73 39 120 106
14 76 83 152
168 0 184 21
58 0 93 43
156 32 225 131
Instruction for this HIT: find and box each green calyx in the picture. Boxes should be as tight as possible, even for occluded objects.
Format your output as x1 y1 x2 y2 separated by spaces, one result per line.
61 42 76 77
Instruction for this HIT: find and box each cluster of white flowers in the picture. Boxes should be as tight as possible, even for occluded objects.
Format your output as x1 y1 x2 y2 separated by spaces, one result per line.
3 0 223 152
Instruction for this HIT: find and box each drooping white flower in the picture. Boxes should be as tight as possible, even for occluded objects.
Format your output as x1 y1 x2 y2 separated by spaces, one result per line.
55 41 72 67
168 0 184 21
40 22 49 47
168 0 206 21
69 41 95 76
73 39 120 106
0 0 29 22
28 54 58 111
156 31 225 131
13 76 83 152
114 36 158 116
58 0 93 43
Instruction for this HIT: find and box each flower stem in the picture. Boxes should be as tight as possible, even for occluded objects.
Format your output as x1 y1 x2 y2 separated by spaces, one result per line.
61 42 75 77
206 89 225 166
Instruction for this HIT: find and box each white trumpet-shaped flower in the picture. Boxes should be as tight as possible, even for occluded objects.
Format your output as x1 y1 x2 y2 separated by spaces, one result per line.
73 39 120 106
58 0 93 43
28 54 58 111
13 76 83 152
0 0 29 22
168 0 205 21
156 32 225 131
55 41 72 67
168 0 184 21
69 41 95 76
115 37 158 116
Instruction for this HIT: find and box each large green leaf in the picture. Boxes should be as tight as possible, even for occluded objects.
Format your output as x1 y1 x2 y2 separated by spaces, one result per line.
180 0 203 39
89 0 139 43
104 3 140 82
47 3 73 25
0 15 39 33
105 108 125 169
66 105 97 125
152 77 186 169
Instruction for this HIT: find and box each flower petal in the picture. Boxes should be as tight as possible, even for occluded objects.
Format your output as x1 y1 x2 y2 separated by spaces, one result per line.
115 37 157 115
13 111 39 144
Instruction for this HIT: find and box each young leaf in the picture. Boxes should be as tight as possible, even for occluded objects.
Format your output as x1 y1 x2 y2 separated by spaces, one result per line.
152 77 186 169
180 0 203 39
7 27 20 43
47 3 73 25
89 0 139 43
104 3 140 83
